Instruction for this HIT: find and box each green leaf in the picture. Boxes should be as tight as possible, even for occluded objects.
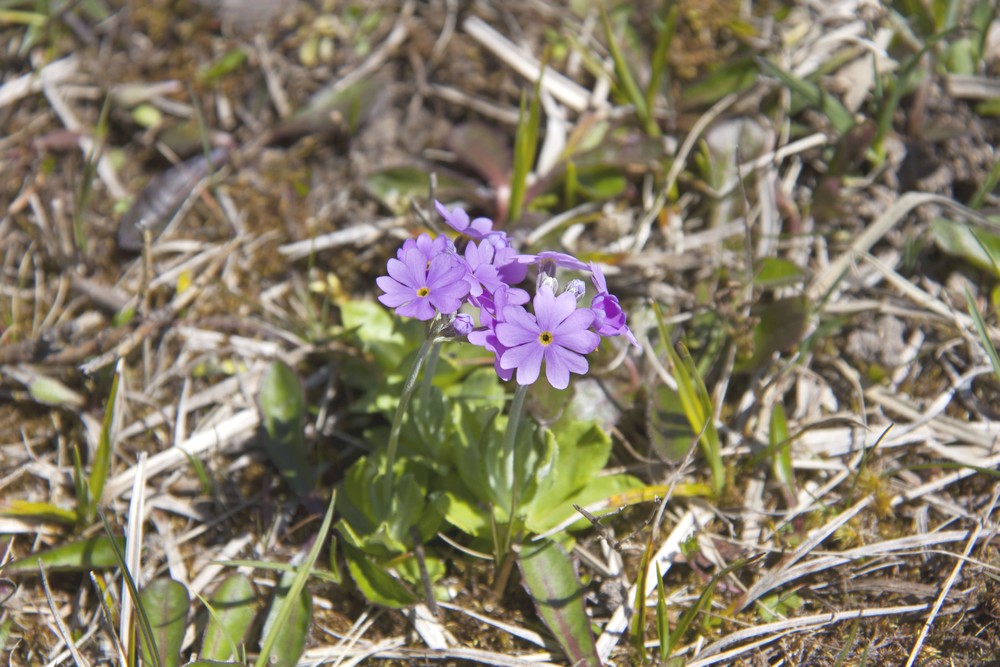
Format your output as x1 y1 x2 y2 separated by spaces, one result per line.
258 361 314 498
655 562 670 661
140 578 189 667
631 539 653 656
647 382 696 462
441 489 492 538
0 500 77 525
200 574 256 662
336 456 441 557
519 540 601 667
574 165 628 199
753 257 806 288
88 360 122 523
340 299 415 370
655 303 725 496
257 571 311 667
964 286 1000 387
26 376 85 408
198 48 247 84
342 543 416 608
184 662 244 667
255 491 334 667
769 402 794 492
601 4 658 137
508 80 543 223
2 535 124 574
132 103 163 129
756 58 854 135
735 296 809 374
528 474 642 534
680 58 758 108
931 217 1000 277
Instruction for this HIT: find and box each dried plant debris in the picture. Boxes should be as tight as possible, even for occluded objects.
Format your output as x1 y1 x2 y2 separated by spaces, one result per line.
3 0 1000 665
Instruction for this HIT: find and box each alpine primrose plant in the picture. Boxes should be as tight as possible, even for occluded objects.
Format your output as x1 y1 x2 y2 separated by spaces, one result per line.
369 200 639 566
377 201 638 388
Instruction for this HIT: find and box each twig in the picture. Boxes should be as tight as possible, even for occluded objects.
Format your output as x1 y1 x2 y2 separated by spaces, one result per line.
904 520 985 667
463 16 592 112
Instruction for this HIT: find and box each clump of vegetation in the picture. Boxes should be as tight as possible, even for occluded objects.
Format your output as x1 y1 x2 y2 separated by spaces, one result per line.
2 0 999 665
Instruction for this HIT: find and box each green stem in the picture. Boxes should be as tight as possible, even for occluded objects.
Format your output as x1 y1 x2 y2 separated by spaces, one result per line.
382 332 435 499
420 342 441 407
498 382 529 561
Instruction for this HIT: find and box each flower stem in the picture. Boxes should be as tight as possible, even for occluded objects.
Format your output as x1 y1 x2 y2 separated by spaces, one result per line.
497 382 529 562
382 332 435 498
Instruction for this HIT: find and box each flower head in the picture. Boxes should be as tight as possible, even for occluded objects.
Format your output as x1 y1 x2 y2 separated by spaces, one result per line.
435 200 494 240
496 285 600 389
377 247 469 320
589 262 639 347
398 232 453 264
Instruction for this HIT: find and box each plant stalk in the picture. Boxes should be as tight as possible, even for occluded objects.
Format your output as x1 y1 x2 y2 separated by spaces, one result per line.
497 382 529 564
382 331 435 500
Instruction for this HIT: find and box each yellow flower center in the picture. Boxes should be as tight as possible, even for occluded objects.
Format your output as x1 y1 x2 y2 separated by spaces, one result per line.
416 286 430 297
538 331 553 346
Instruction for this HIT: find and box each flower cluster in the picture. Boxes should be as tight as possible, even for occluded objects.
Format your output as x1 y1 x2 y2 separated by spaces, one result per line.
377 201 638 389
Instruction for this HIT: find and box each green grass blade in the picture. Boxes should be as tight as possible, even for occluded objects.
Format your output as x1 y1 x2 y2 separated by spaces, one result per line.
255 491 335 667
1 534 123 573
769 402 795 492
87 358 123 523
652 302 725 496
100 512 163 667
645 0 678 120
964 285 1000 385
508 79 542 223
630 538 653 660
756 58 854 135
74 92 113 254
601 4 658 137
655 562 670 662
969 154 1000 210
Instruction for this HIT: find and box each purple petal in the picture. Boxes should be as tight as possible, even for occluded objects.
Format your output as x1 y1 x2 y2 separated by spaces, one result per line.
541 290 579 331
496 317 539 347
556 328 600 354
396 298 436 321
386 257 418 287
402 248 429 283
553 307 596 336
589 261 609 293
543 347 588 389
501 343 543 386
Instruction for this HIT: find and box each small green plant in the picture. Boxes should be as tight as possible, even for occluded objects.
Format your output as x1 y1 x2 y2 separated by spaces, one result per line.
334 201 646 607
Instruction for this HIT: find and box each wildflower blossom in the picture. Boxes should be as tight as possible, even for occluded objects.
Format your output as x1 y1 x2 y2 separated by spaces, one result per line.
496 285 600 389
398 232 453 264
589 262 639 347
376 247 469 320
462 239 506 297
378 202 637 389
435 200 494 239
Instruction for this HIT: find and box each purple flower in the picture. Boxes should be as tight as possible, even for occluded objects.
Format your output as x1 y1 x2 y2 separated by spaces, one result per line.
468 286 520 381
590 262 639 347
377 247 470 320
449 313 475 337
514 251 590 273
397 232 453 263
496 285 600 389
463 239 505 297
435 201 494 239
